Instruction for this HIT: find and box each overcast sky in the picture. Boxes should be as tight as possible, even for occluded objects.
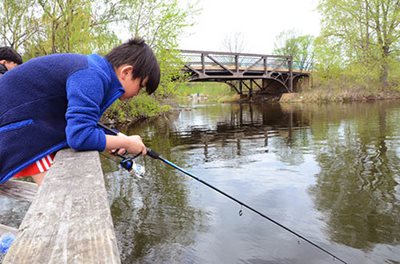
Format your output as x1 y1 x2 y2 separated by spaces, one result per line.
178 0 321 54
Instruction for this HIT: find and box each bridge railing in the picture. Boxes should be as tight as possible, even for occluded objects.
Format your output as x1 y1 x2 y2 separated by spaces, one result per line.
179 50 293 75
179 50 313 73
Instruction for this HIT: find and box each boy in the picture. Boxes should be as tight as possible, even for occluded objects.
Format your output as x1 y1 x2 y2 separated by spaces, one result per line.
0 38 160 185
0 46 23 76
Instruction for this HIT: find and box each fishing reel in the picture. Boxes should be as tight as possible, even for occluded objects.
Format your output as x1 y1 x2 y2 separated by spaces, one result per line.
111 149 139 170
116 148 160 177
113 148 159 175
115 152 145 177
120 158 134 171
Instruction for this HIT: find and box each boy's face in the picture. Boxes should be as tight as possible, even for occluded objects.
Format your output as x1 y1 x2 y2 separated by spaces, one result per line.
116 65 148 100
0 60 18 71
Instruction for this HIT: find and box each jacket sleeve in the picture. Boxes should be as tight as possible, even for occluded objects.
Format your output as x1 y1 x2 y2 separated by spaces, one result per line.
65 69 107 151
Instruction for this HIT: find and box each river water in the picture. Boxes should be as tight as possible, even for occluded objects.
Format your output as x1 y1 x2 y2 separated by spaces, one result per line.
103 100 400 264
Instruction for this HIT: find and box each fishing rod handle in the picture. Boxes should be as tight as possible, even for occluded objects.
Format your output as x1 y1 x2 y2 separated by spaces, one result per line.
146 148 160 159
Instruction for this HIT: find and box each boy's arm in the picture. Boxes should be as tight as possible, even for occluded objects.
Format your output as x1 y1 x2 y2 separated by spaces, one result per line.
66 70 147 155
65 70 107 151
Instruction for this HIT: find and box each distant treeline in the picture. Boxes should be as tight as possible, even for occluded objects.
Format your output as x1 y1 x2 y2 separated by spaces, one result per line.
273 0 400 92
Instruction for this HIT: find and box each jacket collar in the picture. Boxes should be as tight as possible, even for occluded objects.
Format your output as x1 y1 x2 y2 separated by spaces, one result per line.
105 58 125 94
0 64 7 75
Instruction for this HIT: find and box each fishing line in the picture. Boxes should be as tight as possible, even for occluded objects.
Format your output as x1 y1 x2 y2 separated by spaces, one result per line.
99 152 120 164
98 122 348 264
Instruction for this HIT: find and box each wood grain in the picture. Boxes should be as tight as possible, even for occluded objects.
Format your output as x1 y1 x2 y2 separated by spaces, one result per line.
3 149 120 264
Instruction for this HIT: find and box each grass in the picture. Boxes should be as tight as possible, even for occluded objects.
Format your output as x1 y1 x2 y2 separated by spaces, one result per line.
176 82 237 102
281 75 400 103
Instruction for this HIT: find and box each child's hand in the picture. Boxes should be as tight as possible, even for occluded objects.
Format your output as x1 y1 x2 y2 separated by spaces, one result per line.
125 135 147 155
105 134 147 156
110 148 128 156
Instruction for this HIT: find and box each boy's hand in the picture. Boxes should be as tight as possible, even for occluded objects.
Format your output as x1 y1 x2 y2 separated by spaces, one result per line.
110 148 128 156
105 134 147 156
125 135 147 155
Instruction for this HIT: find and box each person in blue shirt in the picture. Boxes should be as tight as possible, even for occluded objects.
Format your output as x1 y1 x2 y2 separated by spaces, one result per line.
0 38 160 185
0 46 23 76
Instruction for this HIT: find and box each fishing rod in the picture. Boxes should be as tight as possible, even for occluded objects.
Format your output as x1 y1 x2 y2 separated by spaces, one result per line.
98 122 348 264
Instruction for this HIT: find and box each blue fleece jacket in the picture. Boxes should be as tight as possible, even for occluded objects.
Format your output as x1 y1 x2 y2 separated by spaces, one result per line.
0 54 124 183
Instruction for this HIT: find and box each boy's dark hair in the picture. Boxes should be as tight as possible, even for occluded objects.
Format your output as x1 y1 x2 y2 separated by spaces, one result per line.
0 47 23 64
105 38 160 95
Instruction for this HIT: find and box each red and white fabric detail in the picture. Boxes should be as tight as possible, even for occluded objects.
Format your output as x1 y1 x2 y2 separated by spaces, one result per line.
36 155 53 172
14 153 56 178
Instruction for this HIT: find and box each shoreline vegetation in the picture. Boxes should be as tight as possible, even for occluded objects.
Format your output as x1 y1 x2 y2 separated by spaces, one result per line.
280 75 400 103
279 89 400 103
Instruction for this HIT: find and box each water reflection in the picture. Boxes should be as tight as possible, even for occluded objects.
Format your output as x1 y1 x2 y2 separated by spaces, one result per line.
148 103 311 165
103 155 207 263
104 101 400 263
0 197 30 229
308 102 400 251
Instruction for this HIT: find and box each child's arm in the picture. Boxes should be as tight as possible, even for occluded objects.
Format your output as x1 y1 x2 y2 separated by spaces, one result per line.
105 134 147 155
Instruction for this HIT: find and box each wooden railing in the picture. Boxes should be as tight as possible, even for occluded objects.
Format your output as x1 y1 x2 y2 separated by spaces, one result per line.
1 149 120 264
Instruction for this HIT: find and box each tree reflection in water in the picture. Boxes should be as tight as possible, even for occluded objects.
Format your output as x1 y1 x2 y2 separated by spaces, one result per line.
309 103 400 250
103 118 208 263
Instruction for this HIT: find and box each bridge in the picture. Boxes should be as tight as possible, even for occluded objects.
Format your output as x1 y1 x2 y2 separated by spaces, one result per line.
179 50 311 95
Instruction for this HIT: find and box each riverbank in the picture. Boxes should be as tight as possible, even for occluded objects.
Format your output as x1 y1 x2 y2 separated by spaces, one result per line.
177 81 400 104
279 89 400 103
102 94 172 128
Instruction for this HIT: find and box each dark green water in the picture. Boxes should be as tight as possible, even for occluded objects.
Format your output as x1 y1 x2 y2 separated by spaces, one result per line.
103 101 400 264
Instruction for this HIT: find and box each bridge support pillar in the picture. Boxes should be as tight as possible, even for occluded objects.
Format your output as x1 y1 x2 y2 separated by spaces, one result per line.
262 79 288 94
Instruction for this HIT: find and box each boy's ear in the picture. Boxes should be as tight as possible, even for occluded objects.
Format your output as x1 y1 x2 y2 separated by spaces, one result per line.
118 65 134 80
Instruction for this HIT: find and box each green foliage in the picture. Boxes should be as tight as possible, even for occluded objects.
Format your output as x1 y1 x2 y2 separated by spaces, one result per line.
176 82 235 101
156 48 187 98
0 0 39 50
273 30 315 71
0 0 198 123
120 0 198 98
22 0 121 55
105 94 171 124
317 0 400 89
122 0 197 48
313 35 344 75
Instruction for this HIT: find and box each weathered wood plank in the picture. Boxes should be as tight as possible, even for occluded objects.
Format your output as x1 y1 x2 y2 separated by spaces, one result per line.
0 224 18 237
0 180 38 202
3 149 120 264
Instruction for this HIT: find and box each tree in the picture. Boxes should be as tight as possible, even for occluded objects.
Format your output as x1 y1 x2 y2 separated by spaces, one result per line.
222 32 247 54
318 0 400 89
123 0 195 48
0 0 40 50
120 0 197 97
273 30 315 71
23 0 121 55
